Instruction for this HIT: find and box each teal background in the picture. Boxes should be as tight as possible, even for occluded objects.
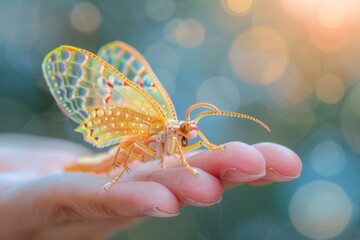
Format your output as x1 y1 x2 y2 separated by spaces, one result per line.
1 0 359 239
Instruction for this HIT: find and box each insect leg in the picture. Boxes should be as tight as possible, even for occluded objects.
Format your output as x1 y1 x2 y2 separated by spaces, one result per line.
198 130 224 150
104 142 157 191
130 141 157 162
171 136 199 176
103 144 135 191
184 130 224 152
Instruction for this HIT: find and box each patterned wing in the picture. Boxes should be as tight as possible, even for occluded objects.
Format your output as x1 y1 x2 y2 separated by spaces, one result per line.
75 105 165 148
42 45 167 147
97 41 177 121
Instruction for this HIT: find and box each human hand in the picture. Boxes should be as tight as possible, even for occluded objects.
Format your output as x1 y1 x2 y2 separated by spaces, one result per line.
0 134 302 240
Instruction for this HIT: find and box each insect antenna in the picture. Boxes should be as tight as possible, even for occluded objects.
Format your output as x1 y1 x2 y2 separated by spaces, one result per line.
193 110 271 132
185 103 220 121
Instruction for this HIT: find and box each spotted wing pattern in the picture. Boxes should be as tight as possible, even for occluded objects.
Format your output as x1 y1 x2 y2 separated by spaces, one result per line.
97 41 177 121
75 105 165 147
42 45 167 147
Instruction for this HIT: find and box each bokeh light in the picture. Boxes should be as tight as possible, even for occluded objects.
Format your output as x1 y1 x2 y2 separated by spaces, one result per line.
341 81 360 154
196 77 240 111
175 19 205 48
70 2 101 33
2 0 360 239
221 0 253 15
144 43 180 75
267 68 313 106
153 68 176 95
229 27 288 85
163 18 181 43
146 0 175 22
279 0 360 52
0 1 40 46
310 140 346 177
315 74 345 104
318 1 347 29
289 180 352 239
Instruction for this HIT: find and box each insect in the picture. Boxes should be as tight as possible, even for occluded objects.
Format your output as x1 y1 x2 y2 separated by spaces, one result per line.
42 41 270 191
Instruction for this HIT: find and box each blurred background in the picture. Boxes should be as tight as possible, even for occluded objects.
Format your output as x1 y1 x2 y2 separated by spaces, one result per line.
0 0 359 239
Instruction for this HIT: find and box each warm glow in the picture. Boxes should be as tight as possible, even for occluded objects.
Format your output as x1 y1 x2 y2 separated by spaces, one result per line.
318 1 347 28
289 181 352 239
279 0 360 52
175 19 205 48
229 27 288 85
223 0 253 15
315 74 345 104
70 2 101 33
268 71 313 105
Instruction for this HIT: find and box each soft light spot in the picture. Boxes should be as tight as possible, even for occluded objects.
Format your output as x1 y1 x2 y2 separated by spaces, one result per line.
229 27 288 85
70 2 101 33
315 74 344 104
289 180 352 240
164 18 181 43
310 140 346 177
146 0 175 21
222 0 253 15
175 19 205 48
318 1 347 28
144 43 180 75
196 77 240 111
0 1 40 46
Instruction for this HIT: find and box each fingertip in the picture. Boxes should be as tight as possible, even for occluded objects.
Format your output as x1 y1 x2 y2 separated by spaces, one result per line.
253 142 302 182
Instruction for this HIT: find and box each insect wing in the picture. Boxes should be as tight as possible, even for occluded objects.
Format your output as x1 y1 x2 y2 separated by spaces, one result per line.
42 46 167 147
76 105 165 148
97 41 177 121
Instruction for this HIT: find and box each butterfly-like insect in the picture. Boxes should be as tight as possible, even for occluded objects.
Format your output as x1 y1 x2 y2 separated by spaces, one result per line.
42 41 270 191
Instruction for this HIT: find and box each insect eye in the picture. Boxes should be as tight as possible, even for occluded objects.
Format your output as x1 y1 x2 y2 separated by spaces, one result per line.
180 122 190 134
181 136 188 147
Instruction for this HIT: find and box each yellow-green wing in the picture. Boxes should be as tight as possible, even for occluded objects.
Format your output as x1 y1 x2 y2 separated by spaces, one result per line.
97 41 177 121
42 45 167 147
75 105 164 148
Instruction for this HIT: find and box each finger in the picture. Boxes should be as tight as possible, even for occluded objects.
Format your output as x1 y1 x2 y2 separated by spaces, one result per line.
0 173 179 236
0 134 91 172
184 142 267 183
126 167 223 207
248 142 302 186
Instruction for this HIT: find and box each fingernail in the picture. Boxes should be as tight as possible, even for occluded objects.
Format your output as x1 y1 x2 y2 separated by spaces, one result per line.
222 168 266 182
183 196 222 207
266 167 300 181
141 207 179 217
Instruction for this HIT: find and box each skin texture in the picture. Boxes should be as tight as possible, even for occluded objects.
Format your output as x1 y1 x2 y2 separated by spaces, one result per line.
0 134 302 240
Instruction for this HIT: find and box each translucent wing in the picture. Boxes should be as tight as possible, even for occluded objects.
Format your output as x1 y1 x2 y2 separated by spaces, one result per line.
97 41 177 121
42 45 167 147
75 105 165 148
